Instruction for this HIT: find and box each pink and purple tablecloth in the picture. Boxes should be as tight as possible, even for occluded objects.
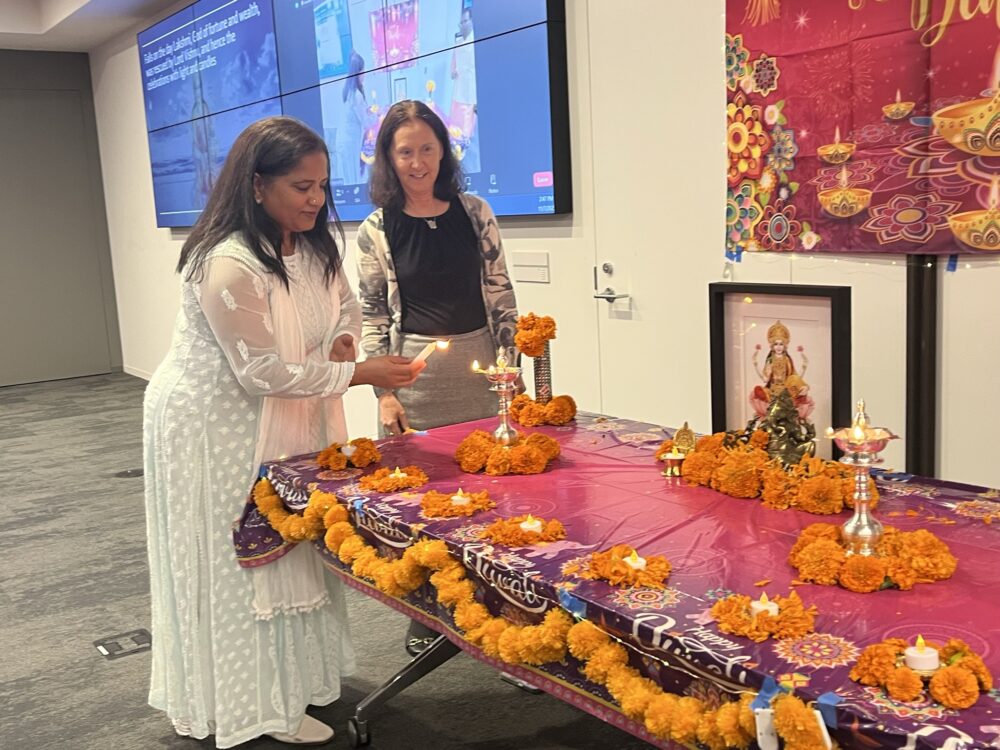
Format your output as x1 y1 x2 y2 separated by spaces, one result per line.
235 413 1000 749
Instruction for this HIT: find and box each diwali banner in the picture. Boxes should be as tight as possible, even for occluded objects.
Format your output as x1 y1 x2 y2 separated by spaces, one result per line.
726 0 1000 257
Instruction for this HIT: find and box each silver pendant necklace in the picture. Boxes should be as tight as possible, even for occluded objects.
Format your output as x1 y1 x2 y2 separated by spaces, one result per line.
424 218 437 230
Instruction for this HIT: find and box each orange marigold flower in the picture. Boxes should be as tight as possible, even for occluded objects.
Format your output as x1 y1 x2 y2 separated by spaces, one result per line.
886 666 924 702
895 529 958 582
345 437 381 467
954 654 993 691
794 538 846 585
525 432 561 461
851 641 904 686
567 620 610 660
773 694 825 750
772 591 817 639
643 693 680 740
929 665 981 709
839 554 888 593
507 443 548 474
749 429 770 449
316 444 348 470
543 394 577 425
711 448 767 499
795 474 845 515
670 697 705 746
885 558 918 590
682 450 721 487
485 446 513 475
515 401 547 427
455 430 495 473
695 433 726 455
761 464 797 509
509 393 532 421
514 313 556 357
655 439 676 460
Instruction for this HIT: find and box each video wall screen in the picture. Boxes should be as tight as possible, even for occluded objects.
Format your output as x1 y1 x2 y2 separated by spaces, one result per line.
138 0 570 227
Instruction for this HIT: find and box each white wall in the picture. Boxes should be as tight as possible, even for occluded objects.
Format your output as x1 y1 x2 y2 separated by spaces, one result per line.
90 0 1000 487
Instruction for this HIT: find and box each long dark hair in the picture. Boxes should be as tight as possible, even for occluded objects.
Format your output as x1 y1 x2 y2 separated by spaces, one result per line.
177 116 343 287
342 50 365 102
368 100 464 210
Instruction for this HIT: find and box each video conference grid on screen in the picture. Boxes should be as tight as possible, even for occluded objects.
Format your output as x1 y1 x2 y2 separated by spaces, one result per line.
138 0 566 227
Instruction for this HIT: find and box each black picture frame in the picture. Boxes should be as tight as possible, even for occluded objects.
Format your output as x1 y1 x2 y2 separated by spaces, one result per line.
709 282 852 460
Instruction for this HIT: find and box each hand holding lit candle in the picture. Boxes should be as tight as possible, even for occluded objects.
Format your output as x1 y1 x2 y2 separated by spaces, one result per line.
519 514 543 533
903 635 940 672
413 339 450 364
623 548 647 571
749 592 779 617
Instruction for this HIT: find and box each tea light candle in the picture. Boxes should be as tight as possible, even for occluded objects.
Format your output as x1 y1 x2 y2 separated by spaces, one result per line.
661 450 685 477
450 489 471 506
624 549 647 571
903 635 940 671
519 514 543 533
341 444 357 458
413 339 450 363
389 466 408 479
750 592 779 617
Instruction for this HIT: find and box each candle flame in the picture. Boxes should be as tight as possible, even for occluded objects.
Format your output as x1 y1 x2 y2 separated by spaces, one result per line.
895 89 901 103
627 548 640 563
456 488 465 496
437 340 451 351
916 634 926 652
471 360 479 371
852 424 866 442
834 125 841 144
525 514 535 523
759 592 770 605
838 166 849 189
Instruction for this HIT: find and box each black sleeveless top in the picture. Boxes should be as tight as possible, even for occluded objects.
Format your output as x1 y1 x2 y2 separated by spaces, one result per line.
385 197 488 336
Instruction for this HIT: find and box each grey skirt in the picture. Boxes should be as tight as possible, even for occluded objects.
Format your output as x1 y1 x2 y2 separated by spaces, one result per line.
383 326 498 436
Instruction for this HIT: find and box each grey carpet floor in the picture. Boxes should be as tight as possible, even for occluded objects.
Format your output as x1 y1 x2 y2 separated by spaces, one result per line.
0 373 652 749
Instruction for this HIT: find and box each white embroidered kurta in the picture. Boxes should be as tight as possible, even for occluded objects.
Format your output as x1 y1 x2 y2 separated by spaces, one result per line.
143 235 359 748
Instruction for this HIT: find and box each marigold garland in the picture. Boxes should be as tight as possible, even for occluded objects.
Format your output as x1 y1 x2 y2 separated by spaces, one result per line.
454 430 560 475
420 488 495 518
514 312 556 357
709 590 816 642
509 393 577 426
566 543 673 589
316 437 381 470
671 429 880 515
358 465 429 492
251 483 824 750
788 522 957 592
851 637 992 709
478 515 566 546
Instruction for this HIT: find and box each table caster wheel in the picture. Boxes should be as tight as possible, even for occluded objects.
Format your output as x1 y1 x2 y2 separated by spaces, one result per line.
347 717 370 747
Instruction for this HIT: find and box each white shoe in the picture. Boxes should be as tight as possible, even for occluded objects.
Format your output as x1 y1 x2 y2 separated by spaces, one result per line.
267 715 335 745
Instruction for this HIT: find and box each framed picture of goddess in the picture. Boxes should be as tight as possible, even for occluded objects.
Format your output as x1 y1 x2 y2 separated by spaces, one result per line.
709 283 851 460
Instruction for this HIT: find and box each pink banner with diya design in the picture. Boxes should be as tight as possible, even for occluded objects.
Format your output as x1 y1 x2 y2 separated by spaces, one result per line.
726 0 1000 257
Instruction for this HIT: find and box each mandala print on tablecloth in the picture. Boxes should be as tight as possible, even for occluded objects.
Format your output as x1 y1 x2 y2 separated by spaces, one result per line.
773 632 859 669
727 180 763 255
608 587 681 611
859 686 958 721
953 499 1000 524
447 523 491 544
777 672 811 690
862 193 960 245
703 587 736 602
757 200 801 251
560 555 592 578
316 468 362 481
616 431 667 445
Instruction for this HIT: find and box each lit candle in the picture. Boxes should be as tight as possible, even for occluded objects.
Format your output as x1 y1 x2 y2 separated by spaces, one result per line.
903 635 940 671
471 359 480 371
519 514 543 533
341 444 357 458
413 339 450 364
450 489 471 506
624 549 647 571
852 424 866 443
389 466 408 479
749 592 779 617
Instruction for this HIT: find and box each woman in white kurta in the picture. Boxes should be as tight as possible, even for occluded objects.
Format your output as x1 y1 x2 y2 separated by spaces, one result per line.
143 116 422 748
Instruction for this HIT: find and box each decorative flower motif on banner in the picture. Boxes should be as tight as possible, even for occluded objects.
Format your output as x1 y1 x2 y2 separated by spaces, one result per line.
766 124 798 174
800 230 822 250
756 200 801 251
862 193 960 245
752 53 781 96
608 586 680 611
726 33 751 91
727 92 772 186
727 180 764 254
889 134 1000 198
774 632 859 669
811 160 879 191
860 686 957 721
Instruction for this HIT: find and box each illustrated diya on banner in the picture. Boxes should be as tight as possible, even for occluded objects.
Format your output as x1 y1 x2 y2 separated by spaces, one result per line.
948 176 1000 251
818 167 872 219
882 89 915 121
816 126 855 165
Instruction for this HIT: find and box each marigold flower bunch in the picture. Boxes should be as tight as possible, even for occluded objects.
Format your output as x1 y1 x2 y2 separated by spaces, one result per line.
851 637 992 709
710 590 817 642
514 313 556 357
358 465 429 492
454 430 560 475
316 437 381 470
509 393 577 426
565 543 672 589
788 522 957 593
420 488 495 518
671 430 881 515
479 515 566 546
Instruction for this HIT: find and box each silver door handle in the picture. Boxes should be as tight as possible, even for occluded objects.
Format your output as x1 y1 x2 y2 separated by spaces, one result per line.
593 287 629 302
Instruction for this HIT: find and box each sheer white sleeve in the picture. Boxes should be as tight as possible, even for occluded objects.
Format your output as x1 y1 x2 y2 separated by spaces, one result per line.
199 255 355 398
331 270 363 345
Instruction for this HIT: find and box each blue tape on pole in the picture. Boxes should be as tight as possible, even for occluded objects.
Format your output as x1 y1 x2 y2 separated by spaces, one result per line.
817 692 843 728
947 254 958 272
752 675 782 710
